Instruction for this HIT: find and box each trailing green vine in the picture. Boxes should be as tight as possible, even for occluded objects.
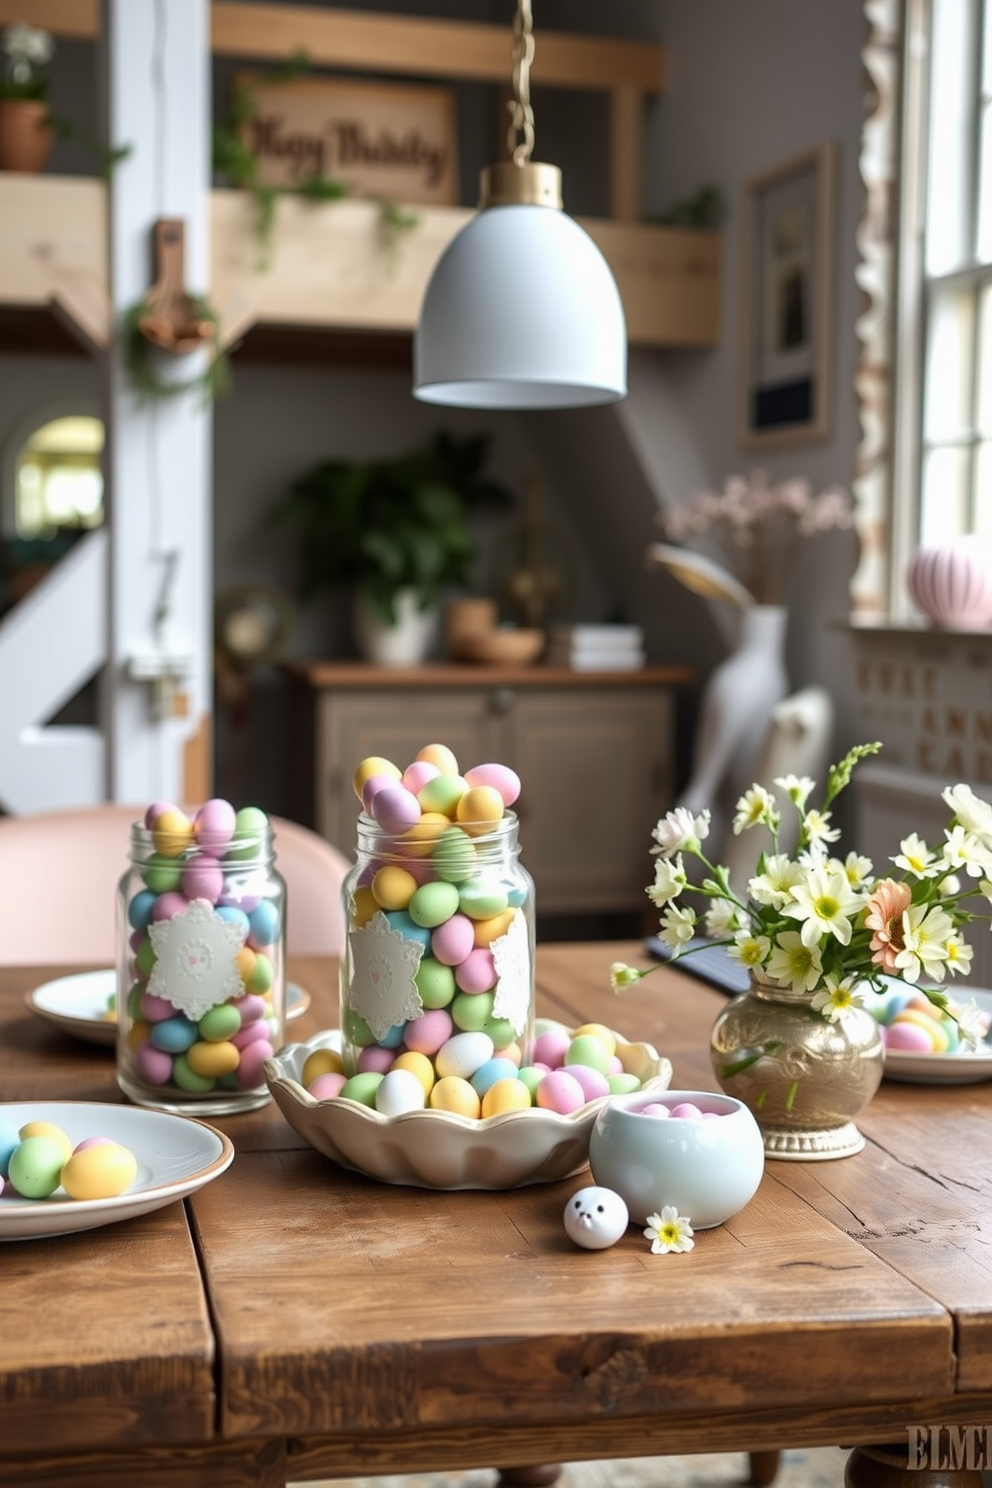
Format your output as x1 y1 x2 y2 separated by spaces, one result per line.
120 297 232 407
212 51 418 270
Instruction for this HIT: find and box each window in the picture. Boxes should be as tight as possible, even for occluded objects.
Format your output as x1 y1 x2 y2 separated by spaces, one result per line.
853 0 992 619
14 415 104 538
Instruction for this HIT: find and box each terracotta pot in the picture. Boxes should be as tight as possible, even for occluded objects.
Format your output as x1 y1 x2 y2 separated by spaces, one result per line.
0 99 54 173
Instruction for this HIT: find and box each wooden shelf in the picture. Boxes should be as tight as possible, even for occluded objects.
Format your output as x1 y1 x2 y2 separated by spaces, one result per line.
282 660 695 689
0 175 721 359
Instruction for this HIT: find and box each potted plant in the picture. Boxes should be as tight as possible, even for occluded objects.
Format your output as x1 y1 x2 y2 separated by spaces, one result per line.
268 431 514 665
0 21 54 173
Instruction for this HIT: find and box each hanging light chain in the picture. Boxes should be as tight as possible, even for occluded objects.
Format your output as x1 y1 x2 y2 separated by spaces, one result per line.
507 0 535 167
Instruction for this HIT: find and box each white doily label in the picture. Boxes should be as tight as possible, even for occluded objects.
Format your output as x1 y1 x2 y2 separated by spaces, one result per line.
147 898 247 1020
491 910 531 1036
348 912 425 1040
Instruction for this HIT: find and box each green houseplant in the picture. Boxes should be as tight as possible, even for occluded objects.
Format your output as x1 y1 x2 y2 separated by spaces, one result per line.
269 431 514 643
0 21 54 172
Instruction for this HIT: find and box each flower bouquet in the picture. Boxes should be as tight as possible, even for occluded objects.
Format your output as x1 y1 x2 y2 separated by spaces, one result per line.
0 21 52 101
612 744 992 1157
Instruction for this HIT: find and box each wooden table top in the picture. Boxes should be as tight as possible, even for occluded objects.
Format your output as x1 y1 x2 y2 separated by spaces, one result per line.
3 944 992 1488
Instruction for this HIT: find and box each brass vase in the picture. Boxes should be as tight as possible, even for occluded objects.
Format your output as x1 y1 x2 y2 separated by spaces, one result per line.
709 971 884 1161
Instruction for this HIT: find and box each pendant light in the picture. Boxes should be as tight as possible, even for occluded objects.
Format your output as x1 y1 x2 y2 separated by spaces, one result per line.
413 0 627 410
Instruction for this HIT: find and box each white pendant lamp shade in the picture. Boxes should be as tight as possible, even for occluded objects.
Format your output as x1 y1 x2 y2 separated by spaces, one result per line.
413 200 628 410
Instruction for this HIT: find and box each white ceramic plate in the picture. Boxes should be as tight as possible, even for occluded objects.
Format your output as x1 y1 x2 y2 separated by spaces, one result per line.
25 970 310 1047
0 1101 234 1240
264 1023 672 1191
878 985 992 1085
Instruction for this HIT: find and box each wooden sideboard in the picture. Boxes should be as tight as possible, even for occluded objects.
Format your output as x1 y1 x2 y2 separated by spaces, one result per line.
282 660 692 918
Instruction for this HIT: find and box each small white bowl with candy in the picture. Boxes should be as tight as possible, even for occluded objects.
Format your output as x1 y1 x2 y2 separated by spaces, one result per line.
264 1018 672 1190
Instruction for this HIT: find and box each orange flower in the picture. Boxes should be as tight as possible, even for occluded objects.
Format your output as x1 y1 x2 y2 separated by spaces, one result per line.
865 878 912 972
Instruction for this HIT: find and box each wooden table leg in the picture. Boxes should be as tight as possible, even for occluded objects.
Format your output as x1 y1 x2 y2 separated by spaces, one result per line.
748 1450 781 1484
497 1467 563 1487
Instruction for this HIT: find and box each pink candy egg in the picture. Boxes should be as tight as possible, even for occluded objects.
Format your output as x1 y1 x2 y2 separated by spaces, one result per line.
152 891 189 921
536 1069 587 1114
73 1136 114 1152
464 762 521 806
884 1022 936 1051
431 912 476 967
231 1020 272 1051
669 1102 704 1120
235 993 267 1024
144 800 179 829
235 1039 273 1088
181 853 224 904
404 1008 454 1056
194 798 237 855
134 1042 174 1084
308 1071 347 1100
562 1063 610 1101
401 760 441 795
531 1027 572 1069
454 947 496 994
140 989 176 1023
639 1102 671 1118
371 783 422 835
361 772 400 814
357 1044 396 1075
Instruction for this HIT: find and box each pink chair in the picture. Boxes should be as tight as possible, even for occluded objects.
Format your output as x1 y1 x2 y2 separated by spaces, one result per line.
0 803 349 965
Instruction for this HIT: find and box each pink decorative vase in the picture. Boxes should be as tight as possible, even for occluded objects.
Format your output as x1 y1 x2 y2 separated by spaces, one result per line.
907 541 992 629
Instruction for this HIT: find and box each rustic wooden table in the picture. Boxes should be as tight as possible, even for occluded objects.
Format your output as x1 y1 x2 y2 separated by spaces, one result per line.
2 944 991 1488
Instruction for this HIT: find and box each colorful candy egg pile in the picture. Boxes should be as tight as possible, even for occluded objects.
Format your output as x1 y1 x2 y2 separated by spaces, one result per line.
874 991 991 1053
305 1020 646 1121
122 799 282 1096
0 1118 137 1201
637 1099 726 1119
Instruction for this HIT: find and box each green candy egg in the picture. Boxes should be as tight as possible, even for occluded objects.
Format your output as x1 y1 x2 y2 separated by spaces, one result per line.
482 1016 517 1048
409 880 460 928
344 1008 375 1047
9 1136 65 1198
417 775 468 816
452 990 495 1032
226 806 269 862
431 825 477 884
340 1072 384 1108
135 937 157 977
172 1054 217 1092
246 952 273 994
126 982 144 1018
567 1033 612 1075
516 1065 546 1098
198 1003 243 1042
415 957 456 1009
458 881 509 921
607 1072 642 1095
142 852 183 894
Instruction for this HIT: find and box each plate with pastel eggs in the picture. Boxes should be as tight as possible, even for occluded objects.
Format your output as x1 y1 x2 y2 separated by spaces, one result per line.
876 983 992 1084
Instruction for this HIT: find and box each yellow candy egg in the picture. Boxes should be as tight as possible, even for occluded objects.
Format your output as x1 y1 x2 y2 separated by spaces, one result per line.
353 756 402 801
128 1018 151 1052
301 1047 345 1086
417 742 460 775
398 811 451 858
186 1039 242 1078
392 1050 435 1095
472 907 517 947
351 885 379 928
61 1141 138 1201
235 945 257 984
481 1077 532 1117
429 1075 481 1118
19 1119 72 1164
456 785 505 836
572 1022 618 1057
372 864 418 910
150 807 194 859
892 1008 949 1052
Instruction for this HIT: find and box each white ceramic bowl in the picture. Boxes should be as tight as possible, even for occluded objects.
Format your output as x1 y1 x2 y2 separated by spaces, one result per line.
264 1027 672 1190
588 1089 765 1228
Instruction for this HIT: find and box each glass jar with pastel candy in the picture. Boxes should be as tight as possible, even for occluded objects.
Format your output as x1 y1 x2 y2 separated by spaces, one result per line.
115 798 286 1115
339 745 537 1118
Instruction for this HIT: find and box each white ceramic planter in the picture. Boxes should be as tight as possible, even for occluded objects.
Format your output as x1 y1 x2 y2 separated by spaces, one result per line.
354 588 438 667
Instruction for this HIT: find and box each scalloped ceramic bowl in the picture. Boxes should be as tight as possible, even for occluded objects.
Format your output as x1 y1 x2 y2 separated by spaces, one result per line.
264 1026 672 1190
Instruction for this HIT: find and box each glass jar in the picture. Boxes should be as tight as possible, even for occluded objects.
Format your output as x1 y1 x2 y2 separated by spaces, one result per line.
116 817 286 1114
340 812 535 1096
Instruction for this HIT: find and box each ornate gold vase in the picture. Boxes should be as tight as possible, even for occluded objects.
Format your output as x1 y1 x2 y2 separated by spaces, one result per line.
709 972 884 1161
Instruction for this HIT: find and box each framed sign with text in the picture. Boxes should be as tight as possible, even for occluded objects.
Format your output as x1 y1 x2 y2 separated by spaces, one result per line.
238 74 459 206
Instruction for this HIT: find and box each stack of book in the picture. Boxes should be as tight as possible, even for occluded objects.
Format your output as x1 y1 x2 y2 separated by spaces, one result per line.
545 623 646 671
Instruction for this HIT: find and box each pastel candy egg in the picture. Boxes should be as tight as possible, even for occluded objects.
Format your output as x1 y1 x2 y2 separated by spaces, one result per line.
416 742 460 775
392 1049 436 1095
142 852 183 894
344 1008 375 1048
0 1117 20 1177
409 880 461 928
236 993 267 1024
351 885 379 928
372 864 419 910
384 911 433 948
371 783 422 835
531 1026 572 1069
152 891 189 921
234 1039 273 1089
193 798 237 855
181 854 224 905
73 1136 114 1152
401 760 441 795
572 1023 617 1057
431 911 476 966
357 1044 397 1075
145 800 179 829
516 1065 547 1098
216 904 251 939
301 1047 344 1086
340 1072 385 1107
892 1009 948 1051
670 1101 704 1120
134 1041 175 1084
151 1015 198 1053
640 1102 671 1118
431 825 477 883
150 808 194 858
417 774 469 817
455 784 505 835
429 1075 481 1117
198 1003 243 1042
454 947 496 994
884 1021 937 1051
246 953 273 996
452 991 495 1032
127 889 157 930
19 1120 72 1164
353 755 402 801
308 1071 347 1100
481 1076 532 1116
61 1142 138 1201
567 1034 612 1076
398 812 452 859
403 1008 453 1056
9 1136 66 1197
415 957 456 1009
458 881 509 921
172 1054 217 1092
464 762 521 806
226 806 269 862
232 1019 273 1052
471 1056 521 1097
361 771 400 815
375 1067 428 1116
482 1015 516 1049
562 1063 611 1101
248 899 280 946
536 1069 587 1114
435 1030 494 1080
472 908 517 946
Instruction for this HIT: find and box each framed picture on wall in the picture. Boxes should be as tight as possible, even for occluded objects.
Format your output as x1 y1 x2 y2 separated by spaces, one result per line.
738 140 837 450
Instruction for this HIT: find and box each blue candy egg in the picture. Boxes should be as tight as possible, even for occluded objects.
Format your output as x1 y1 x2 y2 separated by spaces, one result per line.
470 1056 520 1097
150 1014 198 1053
248 898 280 946
127 889 158 931
384 910 433 948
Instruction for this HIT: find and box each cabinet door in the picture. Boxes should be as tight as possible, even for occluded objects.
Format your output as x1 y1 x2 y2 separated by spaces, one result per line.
506 688 673 914
316 688 498 853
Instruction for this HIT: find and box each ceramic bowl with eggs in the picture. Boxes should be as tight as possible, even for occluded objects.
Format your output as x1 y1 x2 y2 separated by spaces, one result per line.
264 1024 672 1190
588 1089 765 1228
